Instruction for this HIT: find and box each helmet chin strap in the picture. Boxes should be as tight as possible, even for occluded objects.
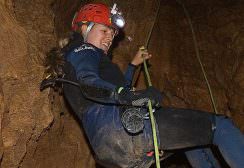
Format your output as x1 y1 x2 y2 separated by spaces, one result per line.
83 22 95 42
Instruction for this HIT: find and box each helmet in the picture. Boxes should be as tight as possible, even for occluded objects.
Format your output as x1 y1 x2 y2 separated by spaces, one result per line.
72 3 125 32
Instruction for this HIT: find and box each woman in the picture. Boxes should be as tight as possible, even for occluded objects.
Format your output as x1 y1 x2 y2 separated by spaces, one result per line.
61 3 244 168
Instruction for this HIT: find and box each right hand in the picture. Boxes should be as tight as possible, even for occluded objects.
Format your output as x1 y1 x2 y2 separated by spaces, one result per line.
130 46 152 66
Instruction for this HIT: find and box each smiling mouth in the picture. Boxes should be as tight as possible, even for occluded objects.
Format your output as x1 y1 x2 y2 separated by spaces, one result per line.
102 42 111 49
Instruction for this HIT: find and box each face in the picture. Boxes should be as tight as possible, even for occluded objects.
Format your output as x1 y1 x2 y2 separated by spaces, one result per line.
85 24 116 54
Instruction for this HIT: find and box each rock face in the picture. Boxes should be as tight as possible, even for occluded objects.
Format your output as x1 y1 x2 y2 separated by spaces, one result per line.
0 0 243 167
148 0 244 130
0 0 95 167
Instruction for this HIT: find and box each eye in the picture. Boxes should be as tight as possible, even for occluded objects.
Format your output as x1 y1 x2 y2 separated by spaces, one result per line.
101 29 107 34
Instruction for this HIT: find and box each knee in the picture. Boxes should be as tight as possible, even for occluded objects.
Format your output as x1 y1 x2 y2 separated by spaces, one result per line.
213 115 240 144
215 115 233 129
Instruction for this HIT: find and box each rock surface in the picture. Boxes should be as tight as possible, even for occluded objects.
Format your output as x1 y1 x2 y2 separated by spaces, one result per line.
0 0 95 167
0 0 243 167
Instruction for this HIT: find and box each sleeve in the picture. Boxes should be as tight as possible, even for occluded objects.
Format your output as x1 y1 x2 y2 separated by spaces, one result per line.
124 63 137 88
66 48 119 104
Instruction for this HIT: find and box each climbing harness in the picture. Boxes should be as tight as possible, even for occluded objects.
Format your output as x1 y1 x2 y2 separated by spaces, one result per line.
121 107 145 134
176 0 218 114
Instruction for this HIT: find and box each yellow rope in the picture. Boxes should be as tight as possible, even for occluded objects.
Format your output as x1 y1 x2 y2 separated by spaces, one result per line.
141 1 162 167
143 57 161 168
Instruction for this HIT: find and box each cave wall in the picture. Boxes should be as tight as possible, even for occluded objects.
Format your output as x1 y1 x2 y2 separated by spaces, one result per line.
147 0 244 130
0 0 52 166
0 0 244 167
0 0 95 167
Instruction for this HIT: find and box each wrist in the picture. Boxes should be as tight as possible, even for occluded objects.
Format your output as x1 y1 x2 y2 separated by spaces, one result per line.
129 62 138 68
117 87 124 94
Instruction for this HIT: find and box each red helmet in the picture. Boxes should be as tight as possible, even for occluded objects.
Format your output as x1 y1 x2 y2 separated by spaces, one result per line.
72 3 125 31
72 3 111 31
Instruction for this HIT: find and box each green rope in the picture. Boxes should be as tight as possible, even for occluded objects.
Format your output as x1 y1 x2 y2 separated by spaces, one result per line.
176 0 218 114
142 1 162 167
143 58 161 168
143 60 152 86
133 0 161 87
145 1 161 49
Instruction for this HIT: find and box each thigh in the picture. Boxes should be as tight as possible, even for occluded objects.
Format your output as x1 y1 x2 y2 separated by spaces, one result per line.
155 107 215 150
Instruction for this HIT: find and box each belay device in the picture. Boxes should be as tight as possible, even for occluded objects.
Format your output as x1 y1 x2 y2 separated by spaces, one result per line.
121 107 145 134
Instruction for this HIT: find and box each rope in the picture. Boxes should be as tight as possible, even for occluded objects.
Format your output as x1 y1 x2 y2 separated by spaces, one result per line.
176 0 219 114
130 0 162 166
142 1 162 167
133 0 161 87
143 60 152 86
143 58 161 168
145 1 161 49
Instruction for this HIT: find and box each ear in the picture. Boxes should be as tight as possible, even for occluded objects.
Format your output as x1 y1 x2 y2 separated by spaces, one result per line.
80 24 88 37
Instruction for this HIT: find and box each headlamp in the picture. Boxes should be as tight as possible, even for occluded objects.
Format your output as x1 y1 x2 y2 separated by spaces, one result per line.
110 4 125 29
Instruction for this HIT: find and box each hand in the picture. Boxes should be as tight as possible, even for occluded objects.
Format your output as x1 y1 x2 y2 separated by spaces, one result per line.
117 86 162 107
131 46 152 66
144 86 163 107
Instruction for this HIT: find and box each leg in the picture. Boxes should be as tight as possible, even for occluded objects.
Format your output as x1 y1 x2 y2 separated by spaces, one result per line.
154 107 214 150
185 148 221 168
154 107 221 168
213 115 244 168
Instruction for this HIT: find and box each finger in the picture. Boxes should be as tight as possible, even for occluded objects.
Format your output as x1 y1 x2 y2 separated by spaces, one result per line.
145 53 152 57
139 46 146 51
144 54 152 60
141 53 149 59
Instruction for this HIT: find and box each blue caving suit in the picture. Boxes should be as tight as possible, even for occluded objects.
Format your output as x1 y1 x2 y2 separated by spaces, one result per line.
64 42 156 168
62 35 244 168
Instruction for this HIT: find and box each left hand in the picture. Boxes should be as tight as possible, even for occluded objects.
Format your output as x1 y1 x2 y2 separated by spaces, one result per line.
130 46 152 66
146 86 163 107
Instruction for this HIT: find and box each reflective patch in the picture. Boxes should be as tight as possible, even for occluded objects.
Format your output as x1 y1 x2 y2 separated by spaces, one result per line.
74 44 95 52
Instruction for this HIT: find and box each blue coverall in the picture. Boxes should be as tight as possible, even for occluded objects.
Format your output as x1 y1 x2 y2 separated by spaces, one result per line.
64 41 244 168
65 43 155 167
